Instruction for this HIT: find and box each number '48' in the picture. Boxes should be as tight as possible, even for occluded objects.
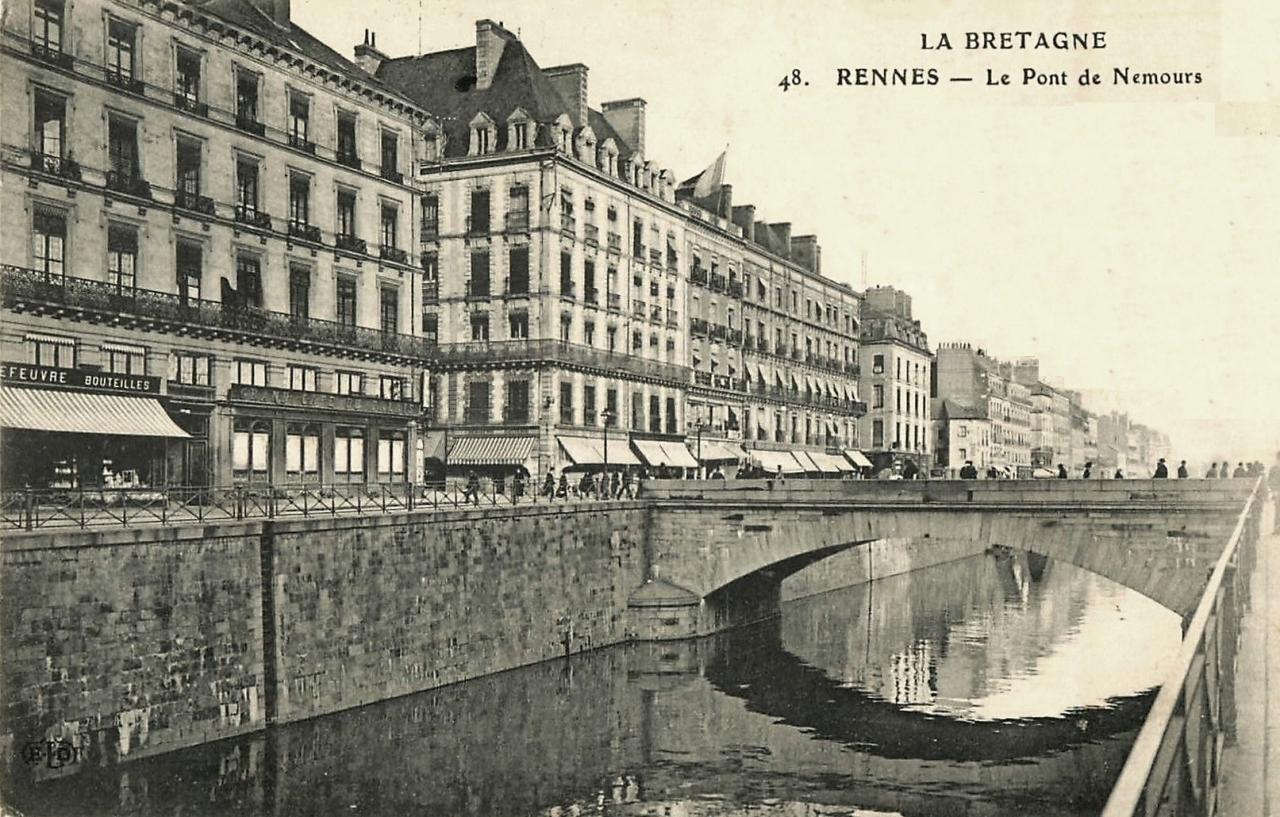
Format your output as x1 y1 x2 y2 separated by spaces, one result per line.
779 69 803 91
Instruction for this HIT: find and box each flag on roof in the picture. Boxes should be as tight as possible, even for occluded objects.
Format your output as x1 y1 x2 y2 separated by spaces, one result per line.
679 150 727 199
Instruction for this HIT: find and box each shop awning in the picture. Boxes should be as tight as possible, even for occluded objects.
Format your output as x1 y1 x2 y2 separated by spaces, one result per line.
696 441 746 463
634 440 698 469
633 439 672 467
660 442 699 469
811 451 854 472
447 435 536 466
793 451 826 473
557 436 640 467
752 449 806 475
843 449 874 468
0 387 189 438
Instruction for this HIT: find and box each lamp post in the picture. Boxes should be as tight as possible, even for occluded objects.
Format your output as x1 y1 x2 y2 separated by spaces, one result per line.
694 417 707 479
601 408 616 495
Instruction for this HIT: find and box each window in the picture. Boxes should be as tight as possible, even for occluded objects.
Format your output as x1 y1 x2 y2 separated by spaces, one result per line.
175 137 201 196
232 358 267 386
467 380 491 424
169 352 211 385
34 90 65 159
235 71 259 124
285 424 320 481
289 265 310 320
27 334 75 367
512 121 529 149
288 93 310 146
235 255 262 307
379 287 399 334
176 241 201 302
583 384 597 426
108 115 139 178
337 190 356 238
632 218 644 257
235 158 258 214
422 253 438 283
34 0 64 52
377 430 406 480
560 313 572 343
470 312 489 341
332 371 362 396
380 130 398 177
469 189 490 234
584 321 595 346
508 185 529 230
872 420 885 448
508 246 529 295
666 397 677 434
176 47 201 105
336 278 357 327
33 208 66 282
379 375 405 401
508 312 528 339
380 203 398 249
422 313 438 344
505 380 530 423
873 354 885 374
584 259 596 302
337 112 358 163
287 365 317 392
106 18 137 81
559 382 574 425
469 251 490 298
606 326 617 352
420 193 439 237
334 426 365 481
560 251 573 296
873 384 884 409
631 392 644 431
289 174 310 226
649 395 661 433
232 419 271 483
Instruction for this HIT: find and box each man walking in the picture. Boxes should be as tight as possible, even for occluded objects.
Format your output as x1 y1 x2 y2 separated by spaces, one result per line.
959 460 978 480
462 469 481 505
1206 462 1219 479
1153 458 1169 478
1176 460 1189 479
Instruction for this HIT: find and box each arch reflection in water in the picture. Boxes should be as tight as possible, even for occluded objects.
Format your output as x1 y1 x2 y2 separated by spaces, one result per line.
4 553 1181 817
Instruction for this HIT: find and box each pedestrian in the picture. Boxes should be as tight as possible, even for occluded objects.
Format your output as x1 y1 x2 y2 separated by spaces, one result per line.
543 469 556 499
710 465 726 480
902 459 918 481
610 470 622 499
1082 462 1093 479
513 468 526 499
578 472 594 498
1218 463 1232 479
1176 460 1189 479
1233 462 1247 478
1114 468 1124 479
462 469 481 505
557 472 569 499
622 469 634 499
1057 463 1068 479
959 460 978 480
1206 462 1219 479
1153 458 1169 479
775 464 785 482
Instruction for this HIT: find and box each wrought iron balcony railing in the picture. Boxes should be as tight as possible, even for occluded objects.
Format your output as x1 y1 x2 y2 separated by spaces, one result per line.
234 204 272 231
173 94 209 117
380 166 404 184
560 214 576 235
648 248 662 267
31 153 81 181
690 317 709 336
727 328 744 345
607 233 621 253
173 189 215 215
709 323 728 341
336 151 361 170
584 288 599 305
690 267 708 286
432 339 689 386
105 69 144 95
422 281 439 303
693 371 712 386
466 216 490 236
235 116 266 137
287 221 322 244
727 280 744 298
31 41 74 70
105 171 152 200
288 133 316 154
607 292 621 312
709 273 727 292
335 234 367 254
380 246 408 264
420 221 439 241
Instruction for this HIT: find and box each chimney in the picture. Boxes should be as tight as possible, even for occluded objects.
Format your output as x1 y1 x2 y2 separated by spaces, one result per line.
544 64 589 128
731 205 756 241
601 98 645 155
791 235 821 274
768 222 792 258
248 0 290 26
476 19 515 91
353 30 388 76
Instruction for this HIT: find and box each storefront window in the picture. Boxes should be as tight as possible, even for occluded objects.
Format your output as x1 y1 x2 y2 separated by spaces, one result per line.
287 365 317 392
232 419 271 483
376 430 406 481
334 426 364 482
285 423 319 481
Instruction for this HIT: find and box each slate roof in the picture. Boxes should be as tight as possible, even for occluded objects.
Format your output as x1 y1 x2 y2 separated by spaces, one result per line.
937 399 989 421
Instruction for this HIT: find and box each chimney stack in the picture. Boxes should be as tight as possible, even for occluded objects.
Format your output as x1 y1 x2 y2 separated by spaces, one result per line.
475 19 515 91
791 235 821 274
731 205 756 241
544 64 589 128
353 29 388 76
601 98 646 155
768 222 792 258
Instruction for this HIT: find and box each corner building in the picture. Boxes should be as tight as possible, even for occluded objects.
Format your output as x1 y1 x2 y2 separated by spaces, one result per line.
1 0 430 489
374 20 865 480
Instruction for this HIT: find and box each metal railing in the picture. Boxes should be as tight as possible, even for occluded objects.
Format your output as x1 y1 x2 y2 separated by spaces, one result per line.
1100 477 1264 817
0 479 646 531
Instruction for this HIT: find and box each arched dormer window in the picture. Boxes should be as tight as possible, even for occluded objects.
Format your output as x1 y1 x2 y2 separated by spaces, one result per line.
660 169 676 202
644 161 659 192
597 138 618 176
574 125 596 162
469 112 496 156
553 114 573 153
506 108 532 151
626 154 643 187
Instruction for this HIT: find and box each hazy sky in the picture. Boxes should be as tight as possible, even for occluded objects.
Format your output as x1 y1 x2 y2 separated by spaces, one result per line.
298 0 1280 464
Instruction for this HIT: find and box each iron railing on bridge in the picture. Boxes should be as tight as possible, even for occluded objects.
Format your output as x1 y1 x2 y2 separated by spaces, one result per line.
1100 476 1264 817
0 480 640 531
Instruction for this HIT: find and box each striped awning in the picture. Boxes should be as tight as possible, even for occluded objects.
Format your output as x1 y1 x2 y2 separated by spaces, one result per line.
696 441 747 463
558 436 641 467
633 439 670 467
843 449 874 468
661 442 699 469
447 435 536 466
634 440 697 468
811 451 854 472
752 449 806 475
793 450 826 473
0 387 189 438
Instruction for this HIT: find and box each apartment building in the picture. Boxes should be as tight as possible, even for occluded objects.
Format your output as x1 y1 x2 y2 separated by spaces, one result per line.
858 286 931 471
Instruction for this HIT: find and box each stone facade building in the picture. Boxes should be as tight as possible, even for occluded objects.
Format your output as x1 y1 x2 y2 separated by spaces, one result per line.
932 343 1031 476
858 286 931 471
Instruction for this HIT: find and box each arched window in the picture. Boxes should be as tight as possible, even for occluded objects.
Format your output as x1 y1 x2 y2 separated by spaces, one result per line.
285 423 320 482
469 113 495 156
232 418 271 484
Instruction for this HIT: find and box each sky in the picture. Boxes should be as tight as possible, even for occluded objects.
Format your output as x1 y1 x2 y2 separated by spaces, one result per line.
297 0 1280 466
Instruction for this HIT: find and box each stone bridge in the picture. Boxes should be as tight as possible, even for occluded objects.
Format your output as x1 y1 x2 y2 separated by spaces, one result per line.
628 479 1254 640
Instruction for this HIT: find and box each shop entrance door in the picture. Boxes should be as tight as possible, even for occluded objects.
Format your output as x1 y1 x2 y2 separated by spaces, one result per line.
184 440 209 486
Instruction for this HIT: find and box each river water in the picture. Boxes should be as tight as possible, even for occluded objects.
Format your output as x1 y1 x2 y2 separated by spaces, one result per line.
6 551 1181 817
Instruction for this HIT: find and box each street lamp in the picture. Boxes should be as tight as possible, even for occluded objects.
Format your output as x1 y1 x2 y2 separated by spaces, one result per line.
693 416 709 479
601 408 616 495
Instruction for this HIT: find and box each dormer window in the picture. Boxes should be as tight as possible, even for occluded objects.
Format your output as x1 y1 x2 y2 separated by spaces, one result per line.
469 112 495 156
513 122 528 149
554 114 573 153
422 128 439 163
506 108 531 151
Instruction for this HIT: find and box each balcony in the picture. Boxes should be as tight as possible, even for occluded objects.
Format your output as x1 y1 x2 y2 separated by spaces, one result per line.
648 248 662 267
607 233 621 254
632 243 645 260
105 171 152 200
845 362 861 377
466 216 490 236
31 41 74 70
709 273 727 292
791 347 803 361
105 69 144 95
234 204 272 231
693 371 712 387
713 374 732 390
420 221 440 242
560 284 576 302
380 166 404 184
335 234 367 255
432 339 690 386
173 93 209 117
0 264 434 361
173 189 215 216
229 385 420 419
666 310 679 327
288 133 316 154
632 300 647 318
422 281 439 303
287 221 322 244
585 288 599 305
756 336 769 353
30 153 81 181
336 151 361 170
607 292 621 312
690 317 709 337
727 280 744 298
709 323 728 342
235 116 266 137
690 267 708 287
380 246 409 264
560 214 576 236
506 210 530 233
650 304 663 322
584 224 599 246
727 328 743 346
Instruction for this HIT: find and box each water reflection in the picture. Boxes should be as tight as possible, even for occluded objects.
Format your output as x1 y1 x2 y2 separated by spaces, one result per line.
5 551 1182 817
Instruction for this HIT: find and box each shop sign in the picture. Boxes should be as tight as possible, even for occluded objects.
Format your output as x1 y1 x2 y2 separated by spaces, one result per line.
1 362 161 396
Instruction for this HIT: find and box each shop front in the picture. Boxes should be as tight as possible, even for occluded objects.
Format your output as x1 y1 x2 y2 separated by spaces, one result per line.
0 362 189 491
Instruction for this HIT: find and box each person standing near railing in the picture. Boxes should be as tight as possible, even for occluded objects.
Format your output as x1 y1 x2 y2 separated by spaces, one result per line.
543 469 556 500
